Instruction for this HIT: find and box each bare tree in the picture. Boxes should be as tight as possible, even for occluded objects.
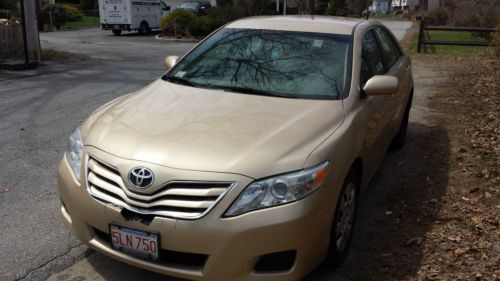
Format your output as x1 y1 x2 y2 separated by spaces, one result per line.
235 0 272 16
452 0 499 27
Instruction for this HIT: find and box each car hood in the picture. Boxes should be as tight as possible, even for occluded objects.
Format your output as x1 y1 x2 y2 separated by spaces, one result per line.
83 80 344 179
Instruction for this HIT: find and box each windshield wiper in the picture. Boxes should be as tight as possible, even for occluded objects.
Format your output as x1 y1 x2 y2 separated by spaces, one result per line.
163 75 200 87
163 76 296 98
218 86 296 99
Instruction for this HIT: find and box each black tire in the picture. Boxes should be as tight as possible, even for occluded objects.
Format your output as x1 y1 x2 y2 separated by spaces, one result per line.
391 93 413 149
112 29 122 36
324 169 360 267
139 22 149 35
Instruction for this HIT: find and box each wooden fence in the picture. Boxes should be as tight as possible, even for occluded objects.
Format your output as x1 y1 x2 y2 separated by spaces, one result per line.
417 19 499 53
0 23 24 61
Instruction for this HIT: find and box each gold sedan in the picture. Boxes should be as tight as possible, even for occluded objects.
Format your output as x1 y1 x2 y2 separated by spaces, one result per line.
58 15 413 281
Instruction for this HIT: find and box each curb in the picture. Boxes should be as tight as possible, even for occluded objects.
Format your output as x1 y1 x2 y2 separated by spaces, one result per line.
40 26 101 33
0 60 39 71
154 34 200 43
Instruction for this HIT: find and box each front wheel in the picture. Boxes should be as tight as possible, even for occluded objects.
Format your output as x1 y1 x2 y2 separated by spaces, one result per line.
324 169 359 267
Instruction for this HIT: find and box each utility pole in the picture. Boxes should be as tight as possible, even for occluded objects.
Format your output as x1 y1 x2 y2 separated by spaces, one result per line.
19 0 41 68
283 0 287 15
19 0 29 66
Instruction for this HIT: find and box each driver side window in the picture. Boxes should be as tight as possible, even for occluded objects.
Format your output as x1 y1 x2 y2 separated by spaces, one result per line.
360 30 385 86
161 1 170 11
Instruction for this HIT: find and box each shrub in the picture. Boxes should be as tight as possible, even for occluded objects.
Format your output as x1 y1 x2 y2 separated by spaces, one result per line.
188 16 225 37
80 0 98 11
42 4 83 29
62 4 84 21
0 9 10 18
426 8 448 25
325 0 348 16
0 0 16 11
160 9 195 37
209 5 246 22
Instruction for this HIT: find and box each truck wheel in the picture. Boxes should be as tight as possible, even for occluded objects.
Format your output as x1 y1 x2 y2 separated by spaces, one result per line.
324 169 359 267
139 22 149 35
112 30 122 36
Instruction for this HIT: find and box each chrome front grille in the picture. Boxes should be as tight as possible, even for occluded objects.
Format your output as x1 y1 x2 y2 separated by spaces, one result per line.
85 156 233 219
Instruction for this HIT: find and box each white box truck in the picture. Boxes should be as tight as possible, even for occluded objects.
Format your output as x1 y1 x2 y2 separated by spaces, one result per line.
99 0 171 35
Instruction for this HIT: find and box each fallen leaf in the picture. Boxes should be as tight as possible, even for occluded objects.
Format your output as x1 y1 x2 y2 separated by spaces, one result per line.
454 247 469 256
447 235 461 242
405 237 422 247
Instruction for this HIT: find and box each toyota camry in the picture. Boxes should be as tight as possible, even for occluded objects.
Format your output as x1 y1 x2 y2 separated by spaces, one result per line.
58 16 413 281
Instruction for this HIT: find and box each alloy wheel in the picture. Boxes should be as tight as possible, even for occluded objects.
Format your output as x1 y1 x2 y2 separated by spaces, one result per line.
335 182 356 252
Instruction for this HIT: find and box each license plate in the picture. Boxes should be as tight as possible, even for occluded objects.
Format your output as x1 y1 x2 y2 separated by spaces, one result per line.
109 224 160 261
113 25 119 29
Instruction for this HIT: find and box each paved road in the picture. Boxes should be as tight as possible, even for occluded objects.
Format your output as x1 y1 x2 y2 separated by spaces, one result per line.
0 20 413 281
0 29 195 281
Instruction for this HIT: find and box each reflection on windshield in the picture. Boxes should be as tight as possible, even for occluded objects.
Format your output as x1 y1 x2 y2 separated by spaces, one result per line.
166 28 352 99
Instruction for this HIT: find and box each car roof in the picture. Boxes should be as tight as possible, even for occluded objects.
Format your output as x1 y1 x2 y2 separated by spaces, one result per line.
226 16 364 35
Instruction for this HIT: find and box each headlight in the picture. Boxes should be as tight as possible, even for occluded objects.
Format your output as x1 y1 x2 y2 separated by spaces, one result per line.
66 127 83 180
224 161 329 217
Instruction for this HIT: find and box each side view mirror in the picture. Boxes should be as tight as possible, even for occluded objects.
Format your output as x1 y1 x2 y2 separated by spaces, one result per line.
164 55 179 70
363 75 399 96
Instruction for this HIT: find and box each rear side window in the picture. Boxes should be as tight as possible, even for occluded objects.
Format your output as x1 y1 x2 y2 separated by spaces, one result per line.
361 30 385 86
374 28 400 71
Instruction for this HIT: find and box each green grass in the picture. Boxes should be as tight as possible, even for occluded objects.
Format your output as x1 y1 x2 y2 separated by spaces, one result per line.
409 30 489 55
62 16 100 29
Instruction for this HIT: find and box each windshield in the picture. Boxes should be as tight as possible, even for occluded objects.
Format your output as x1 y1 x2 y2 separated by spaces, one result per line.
179 2 200 10
165 28 353 99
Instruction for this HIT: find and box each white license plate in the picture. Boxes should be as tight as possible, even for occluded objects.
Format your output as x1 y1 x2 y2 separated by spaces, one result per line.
109 224 160 260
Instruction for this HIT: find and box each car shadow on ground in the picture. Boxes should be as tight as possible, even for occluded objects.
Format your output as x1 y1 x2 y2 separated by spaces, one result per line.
305 122 450 280
82 122 449 281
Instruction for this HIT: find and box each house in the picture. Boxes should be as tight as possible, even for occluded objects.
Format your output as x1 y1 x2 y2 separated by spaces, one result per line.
392 0 408 8
369 0 442 14
392 0 424 13
369 0 390 14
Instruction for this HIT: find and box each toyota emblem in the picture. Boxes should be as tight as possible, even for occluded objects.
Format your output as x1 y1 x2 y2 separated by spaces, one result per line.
128 167 154 189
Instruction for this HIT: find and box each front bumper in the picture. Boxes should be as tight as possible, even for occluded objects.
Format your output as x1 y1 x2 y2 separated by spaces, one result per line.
101 24 131 30
57 149 336 281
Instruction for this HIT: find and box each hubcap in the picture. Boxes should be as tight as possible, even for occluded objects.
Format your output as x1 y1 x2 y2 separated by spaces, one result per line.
335 182 356 252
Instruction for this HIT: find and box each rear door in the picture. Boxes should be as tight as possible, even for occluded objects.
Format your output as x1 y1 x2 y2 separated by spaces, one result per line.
99 0 131 25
